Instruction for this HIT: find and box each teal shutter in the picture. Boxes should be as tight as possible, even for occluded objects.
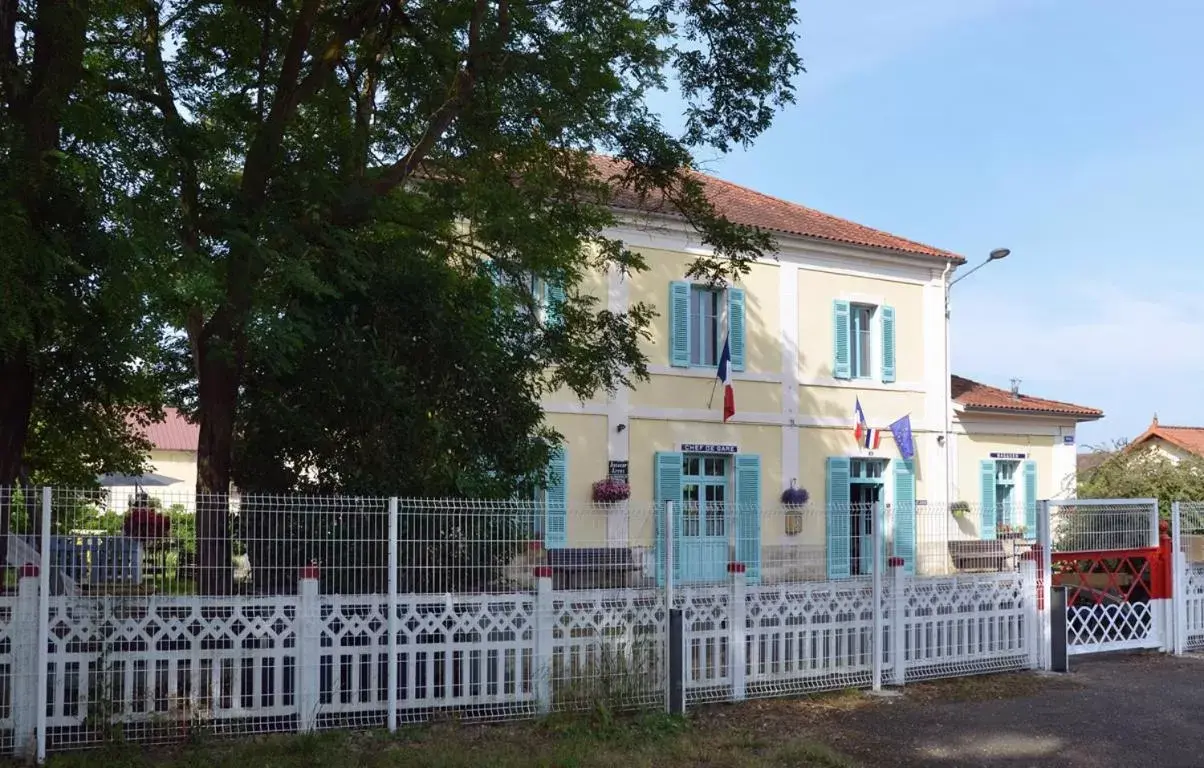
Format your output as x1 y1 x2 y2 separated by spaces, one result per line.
654 452 683 585
980 460 997 540
728 288 746 371
544 447 568 548
893 460 916 574
826 457 852 579
1023 460 1038 534
669 281 691 367
833 300 851 380
544 280 566 326
734 454 762 584
880 305 896 384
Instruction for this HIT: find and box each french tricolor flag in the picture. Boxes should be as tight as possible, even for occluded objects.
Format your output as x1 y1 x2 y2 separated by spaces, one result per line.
854 397 880 449
717 335 735 422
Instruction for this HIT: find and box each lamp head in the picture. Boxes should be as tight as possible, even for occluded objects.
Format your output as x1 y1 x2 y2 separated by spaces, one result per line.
988 248 1010 261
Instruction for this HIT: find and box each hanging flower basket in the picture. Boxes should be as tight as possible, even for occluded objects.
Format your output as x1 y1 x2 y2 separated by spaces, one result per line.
592 478 631 503
950 501 971 520
780 487 810 507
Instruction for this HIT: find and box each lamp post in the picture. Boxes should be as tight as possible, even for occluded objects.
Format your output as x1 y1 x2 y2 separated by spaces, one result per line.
942 248 1010 512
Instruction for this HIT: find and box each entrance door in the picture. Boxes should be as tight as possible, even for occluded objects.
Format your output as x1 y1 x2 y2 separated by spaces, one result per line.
680 455 729 583
850 459 885 576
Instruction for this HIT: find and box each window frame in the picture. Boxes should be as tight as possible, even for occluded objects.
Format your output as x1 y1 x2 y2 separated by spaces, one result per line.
994 460 1019 527
688 285 722 367
849 303 875 380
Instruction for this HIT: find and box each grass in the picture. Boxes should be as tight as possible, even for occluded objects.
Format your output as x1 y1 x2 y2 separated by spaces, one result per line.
30 710 855 768
14 671 1070 768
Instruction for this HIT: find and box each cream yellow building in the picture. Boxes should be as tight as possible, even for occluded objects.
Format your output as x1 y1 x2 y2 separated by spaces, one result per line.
539 168 1102 582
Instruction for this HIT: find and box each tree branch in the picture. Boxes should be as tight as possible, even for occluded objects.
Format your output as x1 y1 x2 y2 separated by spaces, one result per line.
366 0 507 197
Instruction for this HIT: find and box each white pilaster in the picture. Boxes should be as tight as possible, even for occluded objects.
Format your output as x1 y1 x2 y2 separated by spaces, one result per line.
780 262 800 538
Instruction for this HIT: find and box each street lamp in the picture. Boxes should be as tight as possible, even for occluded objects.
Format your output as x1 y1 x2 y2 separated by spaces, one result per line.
942 247 1010 511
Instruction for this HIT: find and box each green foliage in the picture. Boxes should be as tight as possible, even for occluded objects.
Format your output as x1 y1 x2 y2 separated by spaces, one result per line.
1076 441 1204 517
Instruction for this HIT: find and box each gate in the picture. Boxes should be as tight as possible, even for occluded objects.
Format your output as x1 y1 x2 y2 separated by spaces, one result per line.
1171 502 1204 652
1047 499 1170 655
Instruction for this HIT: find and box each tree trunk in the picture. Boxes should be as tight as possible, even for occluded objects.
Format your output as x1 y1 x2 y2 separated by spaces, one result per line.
194 331 240 594
0 348 35 569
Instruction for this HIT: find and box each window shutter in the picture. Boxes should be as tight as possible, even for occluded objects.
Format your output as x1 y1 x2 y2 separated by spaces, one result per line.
544 447 568 548
980 460 997 540
826 457 852 579
734 454 762 584
728 288 746 371
654 451 683 585
833 300 851 380
544 280 566 326
1023 460 1038 534
880 305 896 384
893 460 916 574
669 281 691 368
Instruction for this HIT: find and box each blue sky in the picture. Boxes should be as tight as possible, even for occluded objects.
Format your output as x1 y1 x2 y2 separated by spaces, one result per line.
662 0 1204 448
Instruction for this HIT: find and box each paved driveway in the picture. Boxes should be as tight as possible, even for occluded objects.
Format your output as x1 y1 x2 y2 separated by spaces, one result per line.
827 654 1204 767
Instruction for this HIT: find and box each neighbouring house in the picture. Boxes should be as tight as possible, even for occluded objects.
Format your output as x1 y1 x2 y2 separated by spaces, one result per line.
533 159 1104 582
107 408 199 511
1122 416 1204 464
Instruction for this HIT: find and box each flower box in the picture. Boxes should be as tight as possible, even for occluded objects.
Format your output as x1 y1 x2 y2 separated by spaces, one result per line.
592 478 630 503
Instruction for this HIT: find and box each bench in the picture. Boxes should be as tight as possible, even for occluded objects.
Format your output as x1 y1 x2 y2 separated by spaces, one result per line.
948 540 1007 572
545 547 639 589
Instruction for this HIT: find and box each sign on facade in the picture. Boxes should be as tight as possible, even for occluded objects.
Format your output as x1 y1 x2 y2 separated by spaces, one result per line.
989 452 1028 460
607 460 629 482
679 443 738 454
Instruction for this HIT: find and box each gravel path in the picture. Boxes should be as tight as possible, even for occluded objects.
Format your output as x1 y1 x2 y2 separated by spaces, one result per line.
826 653 1204 767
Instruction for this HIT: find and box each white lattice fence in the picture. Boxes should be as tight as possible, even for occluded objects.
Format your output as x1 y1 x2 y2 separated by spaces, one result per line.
0 595 15 745
549 588 665 710
1178 564 1204 651
42 595 300 748
901 571 1035 681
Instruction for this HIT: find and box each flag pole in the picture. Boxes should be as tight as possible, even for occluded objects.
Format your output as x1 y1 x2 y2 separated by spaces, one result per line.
706 285 730 411
707 376 719 409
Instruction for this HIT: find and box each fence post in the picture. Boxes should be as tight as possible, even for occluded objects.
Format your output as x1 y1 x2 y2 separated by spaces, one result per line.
386 498 399 731
1172 502 1187 654
663 501 675 714
533 567 554 713
871 502 883 692
12 566 40 759
297 566 322 733
889 557 906 686
728 562 747 701
1157 518 1175 653
1037 500 1052 671
1019 550 1039 669
35 487 51 764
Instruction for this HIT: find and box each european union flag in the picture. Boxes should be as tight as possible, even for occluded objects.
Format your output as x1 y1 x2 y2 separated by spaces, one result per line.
890 415 915 460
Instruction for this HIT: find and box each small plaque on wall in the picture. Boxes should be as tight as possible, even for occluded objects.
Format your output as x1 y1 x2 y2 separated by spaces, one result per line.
608 460 629 482
989 452 1028 460
1063 435 1075 445
679 443 739 455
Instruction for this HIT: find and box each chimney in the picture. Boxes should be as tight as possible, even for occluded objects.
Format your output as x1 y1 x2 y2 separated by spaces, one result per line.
1009 378 1021 400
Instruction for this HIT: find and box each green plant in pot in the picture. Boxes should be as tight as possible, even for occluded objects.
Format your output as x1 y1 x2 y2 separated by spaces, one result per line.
950 501 971 520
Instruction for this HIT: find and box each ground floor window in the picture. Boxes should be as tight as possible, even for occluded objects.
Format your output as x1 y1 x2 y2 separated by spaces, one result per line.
849 459 886 576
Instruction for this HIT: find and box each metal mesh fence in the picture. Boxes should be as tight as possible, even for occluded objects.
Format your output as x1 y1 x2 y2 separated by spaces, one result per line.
1048 499 1159 553
0 487 1049 756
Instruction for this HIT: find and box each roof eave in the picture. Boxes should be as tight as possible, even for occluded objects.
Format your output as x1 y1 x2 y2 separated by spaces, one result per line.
958 404 1104 423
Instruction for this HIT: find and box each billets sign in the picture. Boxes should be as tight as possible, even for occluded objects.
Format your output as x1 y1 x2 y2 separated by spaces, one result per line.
989 452 1028 460
608 460 629 482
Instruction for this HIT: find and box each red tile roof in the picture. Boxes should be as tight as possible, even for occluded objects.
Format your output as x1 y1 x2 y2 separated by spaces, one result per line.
592 156 963 263
952 375 1103 420
1130 418 1204 458
132 407 199 452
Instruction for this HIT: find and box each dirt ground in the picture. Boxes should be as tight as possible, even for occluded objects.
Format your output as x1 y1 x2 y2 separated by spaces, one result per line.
717 652 1204 768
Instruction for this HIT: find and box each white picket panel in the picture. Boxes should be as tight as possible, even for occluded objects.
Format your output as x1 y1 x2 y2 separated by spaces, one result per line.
901 572 1033 679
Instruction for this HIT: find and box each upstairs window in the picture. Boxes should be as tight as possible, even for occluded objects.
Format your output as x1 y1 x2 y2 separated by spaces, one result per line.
689 286 721 366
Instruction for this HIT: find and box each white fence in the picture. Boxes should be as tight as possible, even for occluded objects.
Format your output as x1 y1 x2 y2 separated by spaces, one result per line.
0 489 1051 759
0 563 1041 757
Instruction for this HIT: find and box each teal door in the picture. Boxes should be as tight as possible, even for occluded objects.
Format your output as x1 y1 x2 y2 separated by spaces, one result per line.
680 455 729 582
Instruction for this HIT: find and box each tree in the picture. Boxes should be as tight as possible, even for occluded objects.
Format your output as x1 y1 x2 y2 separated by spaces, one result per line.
1077 441 1204 517
92 0 801 591
0 0 168 564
